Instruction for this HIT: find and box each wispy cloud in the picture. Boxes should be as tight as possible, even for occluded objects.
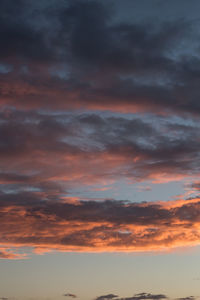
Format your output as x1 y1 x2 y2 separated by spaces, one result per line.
63 293 77 298
95 294 118 300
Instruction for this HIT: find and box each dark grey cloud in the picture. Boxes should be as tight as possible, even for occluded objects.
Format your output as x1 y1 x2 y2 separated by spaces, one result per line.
176 297 195 300
95 293 196 300
0 0 200 115
0 108 200 196
119 293 167 300
58 0 188 74
95 294 118 300
0 0 56 62
63 293 77 298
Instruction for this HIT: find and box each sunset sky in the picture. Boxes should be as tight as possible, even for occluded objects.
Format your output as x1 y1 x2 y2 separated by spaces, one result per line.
1 0 200 299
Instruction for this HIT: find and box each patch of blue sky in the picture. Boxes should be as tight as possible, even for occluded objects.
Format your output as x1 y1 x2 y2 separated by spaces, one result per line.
50 64 71 80
0 63 12 74
67 178 186 203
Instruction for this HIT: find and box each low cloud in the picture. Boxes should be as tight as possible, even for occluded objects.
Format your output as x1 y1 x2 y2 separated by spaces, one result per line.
96 293 167 300
176 297 196 300
1 193 200 256
120 293 167 300
96 294 118 300
63 293 77 298
95 293 195 300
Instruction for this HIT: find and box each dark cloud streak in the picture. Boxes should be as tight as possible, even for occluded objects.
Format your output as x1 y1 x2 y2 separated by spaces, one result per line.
63 293 77 298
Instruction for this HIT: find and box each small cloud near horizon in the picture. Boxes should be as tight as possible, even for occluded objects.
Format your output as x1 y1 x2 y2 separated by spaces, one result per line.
63 293 77 298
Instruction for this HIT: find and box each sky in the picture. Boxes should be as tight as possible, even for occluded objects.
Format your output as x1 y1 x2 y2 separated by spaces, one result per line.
1 0 200 299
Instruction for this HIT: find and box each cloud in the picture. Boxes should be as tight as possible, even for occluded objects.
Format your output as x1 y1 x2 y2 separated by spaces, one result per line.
0 108 199 197
0 0 57 62
189 182 200 191
118 293 167 300
0 0 199 116
63 293 77 298
0 248 23 260
96 294 118 300
1 0 200 258
0 192 200 255
176 297 195 300
95 293 196 300
0 107 200 256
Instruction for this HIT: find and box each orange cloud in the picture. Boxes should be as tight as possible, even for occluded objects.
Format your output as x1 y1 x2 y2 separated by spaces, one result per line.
1 196 200 257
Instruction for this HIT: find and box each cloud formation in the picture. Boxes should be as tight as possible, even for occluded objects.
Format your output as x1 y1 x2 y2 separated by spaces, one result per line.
121 293 167 300
96 294 118 300
1 0 200 257
95 293 194 300
63 293 77 298
1 192 200 256
0 108 199 196
0 293 196 300
96 294 167 300
176 297 196 300
0 0 200 115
